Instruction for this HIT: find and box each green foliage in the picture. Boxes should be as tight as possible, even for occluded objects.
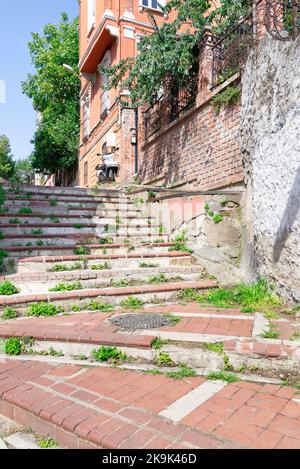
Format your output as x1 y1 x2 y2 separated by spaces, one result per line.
49 281 82 292
120 296 144 309
212 214 223 224
47 262 82 272
149 273 168 284
9 158 34 184
262 323 279 339
167 364 197 380
0 249 8 273
38 437 58 449
19 207 32 214
90 262 110 270
49 215 60 223
9 218 20 224
26 302 64 317
74 224 84 229
0 135 15 179
190 279 282 311
85 300 114 312
169 231 193 254
0 281 19 295
155 351 174 367
50 200 58 207
211 86 241 114
151 337 168 350
71 304 81 312
165 314 181 325
103 1 249 107
5 337 22 356
204 342 224 354
139 262 159 268
31 228 43 235
207 371 240 383
74 246 91 255
2 307 18 320
22 14 80 174
92 346 127 363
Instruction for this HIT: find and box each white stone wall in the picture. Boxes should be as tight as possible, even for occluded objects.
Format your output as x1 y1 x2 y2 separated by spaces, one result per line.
241 35 300 300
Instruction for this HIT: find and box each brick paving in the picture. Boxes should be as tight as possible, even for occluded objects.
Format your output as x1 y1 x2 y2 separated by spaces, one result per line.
0 359 299 449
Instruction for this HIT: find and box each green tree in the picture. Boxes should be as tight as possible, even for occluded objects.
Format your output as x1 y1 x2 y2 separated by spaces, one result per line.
0 135 15 179
22 13 80 174
11 158 34 184
103 0 250 106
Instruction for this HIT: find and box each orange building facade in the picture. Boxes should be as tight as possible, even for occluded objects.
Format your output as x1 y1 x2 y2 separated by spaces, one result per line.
78 0 170 187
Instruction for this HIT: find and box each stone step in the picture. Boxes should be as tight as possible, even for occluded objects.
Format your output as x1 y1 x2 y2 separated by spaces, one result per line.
14 251 192 273
14 270 204 295
1 221 159 235
0 209 144 222
4 185 128 199
0 265 203 284
5 195 132 205
0 280 217 309
4 201 140 213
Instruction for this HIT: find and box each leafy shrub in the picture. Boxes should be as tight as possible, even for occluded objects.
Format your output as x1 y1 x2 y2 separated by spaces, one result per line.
49 281 82 292
85 300 114 312
155 352 174 367
211 86 241 114
18 207 32 214
26 302 64 317
120 296 144 309
38 437 58 449
2 307 18 319
74 246 91 255
0 281 19 295
5 337 22 355
92 346 126 362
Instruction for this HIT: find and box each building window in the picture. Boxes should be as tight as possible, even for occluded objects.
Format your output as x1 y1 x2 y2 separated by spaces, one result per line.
140 0 166 9
87 0 96 33
84 161 88 185
82 93 90 139
100 51 111 117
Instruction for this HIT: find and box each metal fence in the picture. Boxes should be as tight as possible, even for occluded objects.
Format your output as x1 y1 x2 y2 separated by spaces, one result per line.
211 0 300 87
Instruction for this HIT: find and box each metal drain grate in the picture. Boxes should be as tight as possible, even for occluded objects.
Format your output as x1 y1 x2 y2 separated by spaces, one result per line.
110 313 171 331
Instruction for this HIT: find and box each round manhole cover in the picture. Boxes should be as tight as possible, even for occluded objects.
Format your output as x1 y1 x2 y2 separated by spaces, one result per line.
110 313 171 331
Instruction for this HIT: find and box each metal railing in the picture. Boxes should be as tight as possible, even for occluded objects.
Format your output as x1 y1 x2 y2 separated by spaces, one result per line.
211 0 300 87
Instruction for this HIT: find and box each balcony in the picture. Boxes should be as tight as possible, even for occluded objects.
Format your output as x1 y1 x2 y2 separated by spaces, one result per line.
79 16 118 73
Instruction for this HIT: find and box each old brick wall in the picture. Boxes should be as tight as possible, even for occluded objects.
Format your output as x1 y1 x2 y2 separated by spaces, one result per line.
138 87 243 191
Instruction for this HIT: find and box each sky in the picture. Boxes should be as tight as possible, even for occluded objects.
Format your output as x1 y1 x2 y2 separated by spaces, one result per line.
0 0 78 161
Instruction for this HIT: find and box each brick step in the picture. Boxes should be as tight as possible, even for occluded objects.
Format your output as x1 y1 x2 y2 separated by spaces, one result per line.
0 280 217 308
14 251 192 273
4 202 139 214
0 265 203 284
0 359 234 449
1 233 100 248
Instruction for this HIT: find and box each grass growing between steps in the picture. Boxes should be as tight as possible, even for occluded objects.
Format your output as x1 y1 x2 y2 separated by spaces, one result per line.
49 281 83 292
207 371 240 383
0 281 19 295
120 296 144 309
178 278 282 312
47 262 83 272
26 303 64 317
92 346 127 363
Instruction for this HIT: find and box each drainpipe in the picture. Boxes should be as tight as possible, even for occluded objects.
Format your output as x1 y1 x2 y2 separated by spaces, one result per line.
134 108 139 174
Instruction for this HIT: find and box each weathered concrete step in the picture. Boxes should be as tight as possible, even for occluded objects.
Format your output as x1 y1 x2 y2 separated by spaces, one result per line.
0 280 217 308
5 195 132 205
14 251 192 273
4 184 125 197
1 233 99 247
1 265 202 284
17 272 204 294
3 239 173 259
